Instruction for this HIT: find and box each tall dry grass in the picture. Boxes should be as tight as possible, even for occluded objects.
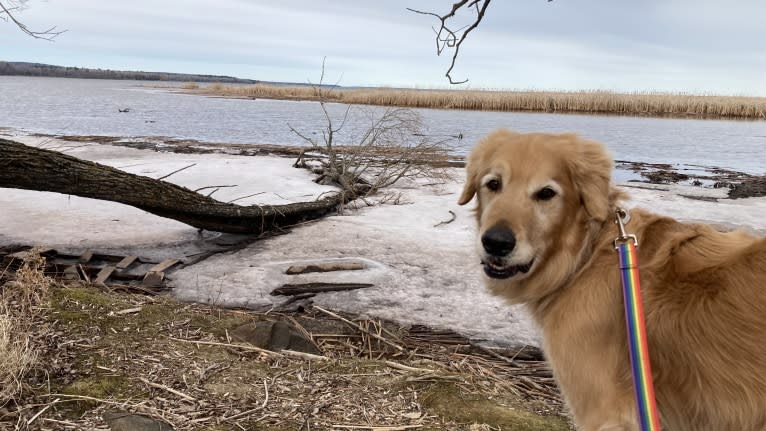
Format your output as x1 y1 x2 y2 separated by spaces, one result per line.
198 84 766 120
0 249 51 404
180 82 200 90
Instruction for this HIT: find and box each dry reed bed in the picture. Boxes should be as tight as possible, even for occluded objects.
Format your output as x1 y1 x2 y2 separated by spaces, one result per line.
196 84 766 119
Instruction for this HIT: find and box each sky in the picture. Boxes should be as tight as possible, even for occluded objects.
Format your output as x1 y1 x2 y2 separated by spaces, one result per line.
2 0 765 95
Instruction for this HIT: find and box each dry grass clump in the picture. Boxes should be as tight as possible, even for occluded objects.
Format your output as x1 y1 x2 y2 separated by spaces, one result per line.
179 82 199 90
206 82 226 92
0 249 51 404
199 84 766 119
0 316 36 404
203 82 339 101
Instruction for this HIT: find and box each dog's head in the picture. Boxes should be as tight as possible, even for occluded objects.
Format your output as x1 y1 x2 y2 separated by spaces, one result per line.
458 129 614 303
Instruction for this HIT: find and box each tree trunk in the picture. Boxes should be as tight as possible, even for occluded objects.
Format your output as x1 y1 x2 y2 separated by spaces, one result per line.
0 139 348 234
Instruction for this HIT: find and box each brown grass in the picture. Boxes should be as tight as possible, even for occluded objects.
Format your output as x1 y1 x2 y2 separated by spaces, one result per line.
0 284 568 430
198 84 766 119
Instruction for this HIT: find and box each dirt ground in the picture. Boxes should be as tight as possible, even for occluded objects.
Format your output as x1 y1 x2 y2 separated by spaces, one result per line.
0 269 571 431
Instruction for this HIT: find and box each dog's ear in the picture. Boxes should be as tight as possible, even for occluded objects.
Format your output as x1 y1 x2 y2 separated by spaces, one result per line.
457 162 477 205
567 137 613 222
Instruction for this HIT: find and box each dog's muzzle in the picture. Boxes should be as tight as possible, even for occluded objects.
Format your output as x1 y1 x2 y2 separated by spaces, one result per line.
480 226 534 279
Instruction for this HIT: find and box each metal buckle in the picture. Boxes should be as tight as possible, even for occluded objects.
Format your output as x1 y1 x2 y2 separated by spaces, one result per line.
614 208 638 248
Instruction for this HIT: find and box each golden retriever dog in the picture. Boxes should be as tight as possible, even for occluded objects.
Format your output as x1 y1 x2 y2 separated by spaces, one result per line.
458 129 766 431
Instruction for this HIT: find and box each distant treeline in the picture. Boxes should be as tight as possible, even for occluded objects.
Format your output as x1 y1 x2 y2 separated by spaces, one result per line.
0 61 258 83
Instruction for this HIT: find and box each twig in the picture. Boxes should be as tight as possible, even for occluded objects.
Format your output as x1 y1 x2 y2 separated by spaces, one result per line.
433 210 456 227
157 163 196 180
44 393 174 416
41 418 80 427
114 306 143 315
313 306 404 351
169 337 282 356
138 377 197 402
27 398 60 425
0 0 66 40
332 425 423 430
222 379 270 421
281 349 330 361
193 184 237 192
407 0 492 84
384 361 434 374
262 378 269 408
227 192 266 204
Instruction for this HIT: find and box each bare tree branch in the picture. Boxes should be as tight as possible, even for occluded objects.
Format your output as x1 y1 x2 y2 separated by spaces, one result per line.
408 0 492 84
0 0 66 40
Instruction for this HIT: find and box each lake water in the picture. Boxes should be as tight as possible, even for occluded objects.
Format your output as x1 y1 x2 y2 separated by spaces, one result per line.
2 76 765 174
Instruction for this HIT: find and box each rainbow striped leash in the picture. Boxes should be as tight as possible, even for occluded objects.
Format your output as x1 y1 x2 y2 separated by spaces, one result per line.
614 209 661 431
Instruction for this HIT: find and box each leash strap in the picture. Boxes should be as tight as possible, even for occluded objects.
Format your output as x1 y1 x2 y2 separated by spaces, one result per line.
615 210 661 431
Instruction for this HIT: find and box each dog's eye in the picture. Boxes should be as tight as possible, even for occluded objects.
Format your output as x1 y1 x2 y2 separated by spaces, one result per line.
535 187 557 201
486 179 501 192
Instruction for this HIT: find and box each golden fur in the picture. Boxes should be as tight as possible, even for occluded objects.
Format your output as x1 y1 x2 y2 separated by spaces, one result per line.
458 129 766 431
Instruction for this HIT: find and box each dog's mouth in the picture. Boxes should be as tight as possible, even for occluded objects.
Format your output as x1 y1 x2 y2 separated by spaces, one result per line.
481 257 535 279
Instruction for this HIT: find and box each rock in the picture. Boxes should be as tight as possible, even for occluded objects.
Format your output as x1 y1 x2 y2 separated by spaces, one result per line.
231 321 321 355
103 411 174 431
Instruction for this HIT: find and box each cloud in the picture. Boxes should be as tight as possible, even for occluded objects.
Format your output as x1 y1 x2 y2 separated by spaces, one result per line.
2 0 764 94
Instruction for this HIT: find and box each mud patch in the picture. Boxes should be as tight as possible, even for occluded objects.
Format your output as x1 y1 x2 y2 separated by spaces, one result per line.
729 176 766 199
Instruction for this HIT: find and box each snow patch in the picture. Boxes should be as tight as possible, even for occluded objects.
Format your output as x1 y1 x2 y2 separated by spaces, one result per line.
2 138 765 347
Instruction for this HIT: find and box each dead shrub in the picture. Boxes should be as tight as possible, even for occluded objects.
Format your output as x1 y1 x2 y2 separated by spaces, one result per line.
288 63 454 201
0 315 36 403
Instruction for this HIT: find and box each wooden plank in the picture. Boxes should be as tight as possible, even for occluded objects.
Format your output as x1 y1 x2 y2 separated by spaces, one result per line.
147 259 180 273
142 271 165 288
115 255 138 269
8 251 29 260
271 282 374 296
93 265 116 285
77 264 91 283
62 265 81 281
79 250 94 263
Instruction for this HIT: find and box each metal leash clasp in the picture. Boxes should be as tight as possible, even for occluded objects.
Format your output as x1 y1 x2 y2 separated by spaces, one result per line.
614 208 638 249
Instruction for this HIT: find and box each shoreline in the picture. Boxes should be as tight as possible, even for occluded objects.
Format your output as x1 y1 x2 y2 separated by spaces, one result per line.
23 131 766 198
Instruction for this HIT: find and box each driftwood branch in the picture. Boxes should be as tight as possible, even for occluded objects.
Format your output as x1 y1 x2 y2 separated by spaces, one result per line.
271 283 374 296
433 210 456 227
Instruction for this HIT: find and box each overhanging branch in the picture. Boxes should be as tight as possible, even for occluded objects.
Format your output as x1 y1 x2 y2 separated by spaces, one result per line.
0 0 66 40
408 0 492 84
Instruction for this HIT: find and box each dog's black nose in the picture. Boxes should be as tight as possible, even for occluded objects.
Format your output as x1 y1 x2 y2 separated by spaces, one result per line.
482 226 516 256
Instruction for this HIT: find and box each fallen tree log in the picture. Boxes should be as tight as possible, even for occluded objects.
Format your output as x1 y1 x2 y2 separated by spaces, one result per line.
0 139 349 234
